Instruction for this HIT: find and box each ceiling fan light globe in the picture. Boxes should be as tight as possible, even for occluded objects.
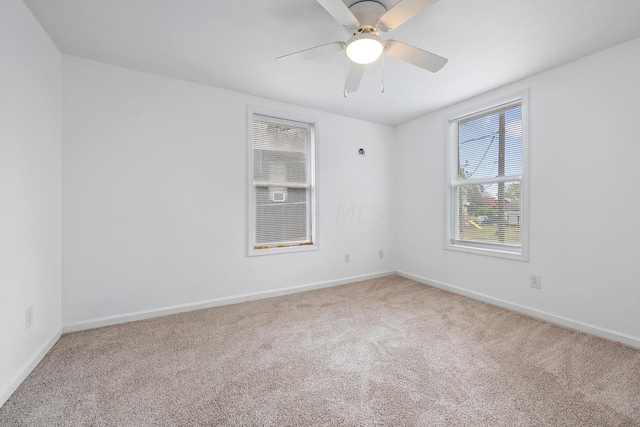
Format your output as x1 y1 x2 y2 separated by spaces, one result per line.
346 33 383 64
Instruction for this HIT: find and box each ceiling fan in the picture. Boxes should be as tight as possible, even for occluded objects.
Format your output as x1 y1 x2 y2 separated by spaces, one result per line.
277 0 448 96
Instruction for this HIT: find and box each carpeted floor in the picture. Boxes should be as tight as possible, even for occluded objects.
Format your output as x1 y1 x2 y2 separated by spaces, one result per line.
1 275 639 426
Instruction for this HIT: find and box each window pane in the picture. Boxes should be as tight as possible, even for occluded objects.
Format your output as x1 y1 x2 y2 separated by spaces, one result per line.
457 104 522 181
253 118 308 185
456 181 521 246
250 111 316 253
447 94 527 259
255 187 309 245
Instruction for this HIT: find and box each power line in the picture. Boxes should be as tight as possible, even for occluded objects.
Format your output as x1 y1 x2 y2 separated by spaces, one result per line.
467 135 496 178
459 131 498 145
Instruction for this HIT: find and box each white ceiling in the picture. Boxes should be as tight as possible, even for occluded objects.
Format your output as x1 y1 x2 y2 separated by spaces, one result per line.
23 0 640 126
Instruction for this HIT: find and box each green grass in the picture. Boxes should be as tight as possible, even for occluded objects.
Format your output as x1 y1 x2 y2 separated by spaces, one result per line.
462 224 521 245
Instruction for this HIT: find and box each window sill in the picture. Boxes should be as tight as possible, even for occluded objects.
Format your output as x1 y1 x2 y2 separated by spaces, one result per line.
248 243 319 257
444 241 528 262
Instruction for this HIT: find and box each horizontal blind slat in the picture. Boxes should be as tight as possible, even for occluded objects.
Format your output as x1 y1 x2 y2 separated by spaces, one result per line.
253 114 312 248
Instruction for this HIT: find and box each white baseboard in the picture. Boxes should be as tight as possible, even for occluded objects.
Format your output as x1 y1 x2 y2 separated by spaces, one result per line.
3 270 638 411
397 271 640 350
63 271 396 333
0 327 62 408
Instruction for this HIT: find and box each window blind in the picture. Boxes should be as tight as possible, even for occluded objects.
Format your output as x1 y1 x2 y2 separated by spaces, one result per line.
252 115 312 247
453 102 523 248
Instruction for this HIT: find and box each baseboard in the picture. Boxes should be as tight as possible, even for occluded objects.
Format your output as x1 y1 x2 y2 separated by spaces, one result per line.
0 326 62 408
63 271 396 333
397 271 640 350
5 270 637 410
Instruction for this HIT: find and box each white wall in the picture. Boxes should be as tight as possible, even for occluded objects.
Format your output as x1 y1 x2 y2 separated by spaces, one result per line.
62 56 395 325
4 0 637 408
0 0 62 406
395 37 640 346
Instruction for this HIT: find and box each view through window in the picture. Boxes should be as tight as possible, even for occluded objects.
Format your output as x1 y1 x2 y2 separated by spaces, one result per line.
249 111 317 254
448 97 525 258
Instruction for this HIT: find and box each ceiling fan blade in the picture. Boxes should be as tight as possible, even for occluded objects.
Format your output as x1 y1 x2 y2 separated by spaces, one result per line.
277 42 345 65
316 0 359 29
379 0 439 31
344 61 366 95
384 40 447 72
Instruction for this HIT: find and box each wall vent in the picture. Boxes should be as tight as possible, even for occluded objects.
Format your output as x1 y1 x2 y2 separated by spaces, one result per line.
272 191 287 202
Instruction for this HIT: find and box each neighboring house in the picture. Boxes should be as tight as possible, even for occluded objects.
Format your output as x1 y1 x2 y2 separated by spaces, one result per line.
505 199 521 227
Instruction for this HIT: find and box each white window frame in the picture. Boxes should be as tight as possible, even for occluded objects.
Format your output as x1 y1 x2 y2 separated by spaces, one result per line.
444 89 529 261
247 106 319 256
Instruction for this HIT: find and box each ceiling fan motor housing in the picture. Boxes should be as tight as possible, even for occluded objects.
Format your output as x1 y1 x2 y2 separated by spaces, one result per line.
349 1 387 33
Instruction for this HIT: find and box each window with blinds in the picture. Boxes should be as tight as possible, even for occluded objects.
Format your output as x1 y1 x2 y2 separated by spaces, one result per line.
249 109 317 255
446 92 528 260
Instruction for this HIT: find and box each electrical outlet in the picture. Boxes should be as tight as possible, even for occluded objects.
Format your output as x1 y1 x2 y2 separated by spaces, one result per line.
379 249 384 259
25 307 33 330
344 254 350 263
530 274 541 289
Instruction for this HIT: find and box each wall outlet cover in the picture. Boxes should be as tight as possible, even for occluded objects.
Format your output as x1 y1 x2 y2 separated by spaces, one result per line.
530 274 542 289
25 306 33 330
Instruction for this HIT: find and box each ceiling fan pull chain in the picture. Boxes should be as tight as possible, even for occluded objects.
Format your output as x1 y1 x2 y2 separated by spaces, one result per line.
381 51 385 93
344 52 349 98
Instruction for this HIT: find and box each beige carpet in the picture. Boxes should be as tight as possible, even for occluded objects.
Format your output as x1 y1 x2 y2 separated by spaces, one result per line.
1 275 639 426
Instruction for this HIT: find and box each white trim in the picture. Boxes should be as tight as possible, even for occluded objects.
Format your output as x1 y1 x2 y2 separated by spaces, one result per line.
451 175 522 187
450 97 523 123
0 327 62 408
247 105 320 256
445 241 525 261
444 88 529 262
397 271 640 350
4 269 637 409
63 270 640 348
63 271 395 333
254 181 309 189
248 244 319 257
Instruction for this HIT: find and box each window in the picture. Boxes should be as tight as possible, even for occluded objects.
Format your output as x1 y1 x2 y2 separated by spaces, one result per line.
446 91 528 260
248 107 318 256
